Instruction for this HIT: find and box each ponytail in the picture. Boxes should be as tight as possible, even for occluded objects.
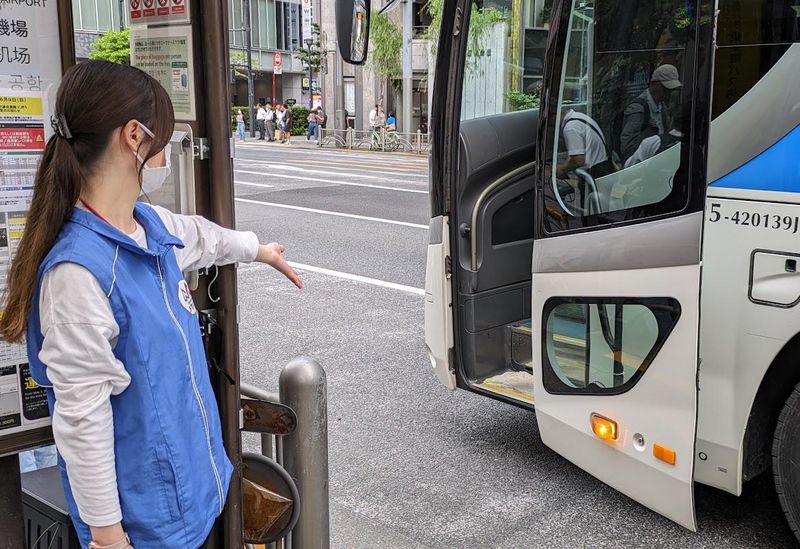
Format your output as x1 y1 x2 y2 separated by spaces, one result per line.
0 60 174 343
0 136 82 342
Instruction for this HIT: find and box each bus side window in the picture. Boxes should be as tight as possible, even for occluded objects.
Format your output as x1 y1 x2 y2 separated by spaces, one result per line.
545 0 697 231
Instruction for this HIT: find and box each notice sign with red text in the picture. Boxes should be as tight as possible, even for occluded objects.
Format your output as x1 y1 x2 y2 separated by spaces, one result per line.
129 0 189 24
0 125 44 150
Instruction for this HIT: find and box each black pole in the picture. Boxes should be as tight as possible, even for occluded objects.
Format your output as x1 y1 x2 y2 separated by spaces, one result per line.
0 456 25 548
308 63 313 109
304 39 314 109
242 0 256 137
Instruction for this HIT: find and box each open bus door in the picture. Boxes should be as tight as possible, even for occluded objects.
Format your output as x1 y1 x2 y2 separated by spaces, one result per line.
531 0 714 530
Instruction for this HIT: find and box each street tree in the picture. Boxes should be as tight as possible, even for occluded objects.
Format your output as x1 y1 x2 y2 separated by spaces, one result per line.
88 29 130 64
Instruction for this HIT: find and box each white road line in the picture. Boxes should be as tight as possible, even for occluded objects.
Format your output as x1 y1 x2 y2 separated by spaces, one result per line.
235 197 429 229
236 158 428 181
237 158 428 179
286 261 425 296
235 180 272 188
234 169 429 194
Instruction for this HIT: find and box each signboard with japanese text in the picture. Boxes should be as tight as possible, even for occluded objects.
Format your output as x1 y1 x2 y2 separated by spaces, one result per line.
274 51 282 75
130 25 196 121
129 0 190 25
0 0 62 448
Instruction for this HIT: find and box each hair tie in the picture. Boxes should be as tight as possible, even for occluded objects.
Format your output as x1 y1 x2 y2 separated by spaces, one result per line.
50 113 73 140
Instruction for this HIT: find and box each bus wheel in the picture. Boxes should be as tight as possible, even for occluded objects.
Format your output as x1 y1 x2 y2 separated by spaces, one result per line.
773 381 800 540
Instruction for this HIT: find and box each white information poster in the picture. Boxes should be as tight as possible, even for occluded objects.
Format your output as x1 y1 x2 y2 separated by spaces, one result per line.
130 25 196 121
0 0 62 441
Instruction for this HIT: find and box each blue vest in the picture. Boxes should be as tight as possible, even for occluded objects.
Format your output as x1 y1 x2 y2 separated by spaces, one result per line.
27 204 233 548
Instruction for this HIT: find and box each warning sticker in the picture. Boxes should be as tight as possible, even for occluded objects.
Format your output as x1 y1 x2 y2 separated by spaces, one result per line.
0 125 45 150
129 0 189 23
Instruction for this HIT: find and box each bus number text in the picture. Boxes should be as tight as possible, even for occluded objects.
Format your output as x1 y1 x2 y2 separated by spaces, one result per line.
707 203 800 234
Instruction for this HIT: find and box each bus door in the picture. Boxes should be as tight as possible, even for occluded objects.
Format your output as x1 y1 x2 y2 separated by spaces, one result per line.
532 0 713 529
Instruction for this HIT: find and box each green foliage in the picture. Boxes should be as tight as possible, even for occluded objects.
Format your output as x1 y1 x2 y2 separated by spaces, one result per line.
230 50 260 80
88 29 130 64
506 90 540 112
297 23 322 72
465 5 506 69
423 0 444 45
369 10 403 82
289 105 310 135
424 1 506 66
231 105 313 137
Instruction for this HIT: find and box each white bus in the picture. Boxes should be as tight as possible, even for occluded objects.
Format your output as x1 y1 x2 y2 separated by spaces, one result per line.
337 0 800 538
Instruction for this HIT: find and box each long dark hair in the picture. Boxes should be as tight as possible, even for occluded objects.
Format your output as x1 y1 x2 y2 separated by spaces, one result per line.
0 61 175 342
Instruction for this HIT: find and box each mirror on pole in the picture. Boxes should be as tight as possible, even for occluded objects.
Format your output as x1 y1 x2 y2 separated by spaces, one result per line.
335 0 370 65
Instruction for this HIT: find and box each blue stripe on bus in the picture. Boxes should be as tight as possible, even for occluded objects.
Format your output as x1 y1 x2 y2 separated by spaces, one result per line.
709 124 800 192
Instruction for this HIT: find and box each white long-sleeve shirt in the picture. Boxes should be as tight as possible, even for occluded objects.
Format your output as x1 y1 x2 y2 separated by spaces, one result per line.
39 204 259 527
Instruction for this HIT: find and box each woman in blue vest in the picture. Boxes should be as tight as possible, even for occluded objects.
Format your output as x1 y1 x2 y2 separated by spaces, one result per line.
0 61 303 548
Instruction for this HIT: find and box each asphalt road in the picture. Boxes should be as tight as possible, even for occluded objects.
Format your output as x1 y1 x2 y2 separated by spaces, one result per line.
232 139 797 548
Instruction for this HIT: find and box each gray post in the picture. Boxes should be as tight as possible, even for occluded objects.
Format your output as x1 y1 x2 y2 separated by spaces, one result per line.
118 0 125 30
279 357 329 549
401 0 413 133
242 0 256 137
334 49 345 132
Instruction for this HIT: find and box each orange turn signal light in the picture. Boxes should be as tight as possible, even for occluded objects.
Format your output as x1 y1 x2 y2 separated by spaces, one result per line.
590 413 618 441
653 443 676 465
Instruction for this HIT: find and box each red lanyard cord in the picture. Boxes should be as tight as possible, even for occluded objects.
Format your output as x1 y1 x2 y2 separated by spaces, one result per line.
78 198 112 225
79 199 140 232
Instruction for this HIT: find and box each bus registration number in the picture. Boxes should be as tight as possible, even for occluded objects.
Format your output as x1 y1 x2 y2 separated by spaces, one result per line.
707 203 800 234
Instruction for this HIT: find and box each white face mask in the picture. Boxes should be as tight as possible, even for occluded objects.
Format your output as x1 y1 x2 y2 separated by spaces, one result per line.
134 122 171 194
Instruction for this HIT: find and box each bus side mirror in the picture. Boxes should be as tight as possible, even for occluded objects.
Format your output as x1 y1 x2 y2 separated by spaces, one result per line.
336 0 370 65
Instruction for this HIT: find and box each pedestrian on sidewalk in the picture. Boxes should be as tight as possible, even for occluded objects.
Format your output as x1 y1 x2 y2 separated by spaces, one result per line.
275 104 286 142
266 103 276 142
0 60 303 549
256 103 267 140
235 109 246 142
282 104 293 144
315 107 327 144
306 110 319 142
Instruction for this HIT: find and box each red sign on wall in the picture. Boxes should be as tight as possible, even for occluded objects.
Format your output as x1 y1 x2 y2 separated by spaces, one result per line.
0 125 45 151
129 0 189 23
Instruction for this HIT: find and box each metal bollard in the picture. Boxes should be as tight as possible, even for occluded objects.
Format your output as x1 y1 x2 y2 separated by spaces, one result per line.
279 357 330 549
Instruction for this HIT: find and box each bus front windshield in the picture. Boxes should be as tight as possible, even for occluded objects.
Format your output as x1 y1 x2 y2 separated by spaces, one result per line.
545 0 702 231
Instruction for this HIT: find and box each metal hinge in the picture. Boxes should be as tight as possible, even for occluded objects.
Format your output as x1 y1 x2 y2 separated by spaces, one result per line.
193 137 209 160
445 255 452 280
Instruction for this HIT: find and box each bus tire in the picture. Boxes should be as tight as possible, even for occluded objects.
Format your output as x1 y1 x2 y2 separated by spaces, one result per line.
773 380 800 540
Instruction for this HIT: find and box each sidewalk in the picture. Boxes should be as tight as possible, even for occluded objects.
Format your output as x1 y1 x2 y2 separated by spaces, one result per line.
233 135 319 149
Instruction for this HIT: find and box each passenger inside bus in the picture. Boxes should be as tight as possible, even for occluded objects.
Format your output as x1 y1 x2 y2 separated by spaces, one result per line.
557 109 614 179
624 115 684 168
618 64 682 163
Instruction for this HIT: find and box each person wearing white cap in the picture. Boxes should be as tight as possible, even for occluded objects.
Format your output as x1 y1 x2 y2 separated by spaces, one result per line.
619 64 681 162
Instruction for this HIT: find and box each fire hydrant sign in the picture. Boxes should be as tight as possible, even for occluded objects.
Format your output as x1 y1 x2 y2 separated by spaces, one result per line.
0 0 61 446
129 0 190 25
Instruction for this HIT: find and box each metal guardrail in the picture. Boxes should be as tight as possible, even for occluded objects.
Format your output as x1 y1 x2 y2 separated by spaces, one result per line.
318 127 431 154
241 357 329 549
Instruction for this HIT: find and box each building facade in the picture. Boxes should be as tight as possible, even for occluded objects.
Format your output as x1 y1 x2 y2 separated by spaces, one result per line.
72 0 318 109
318 0 432 133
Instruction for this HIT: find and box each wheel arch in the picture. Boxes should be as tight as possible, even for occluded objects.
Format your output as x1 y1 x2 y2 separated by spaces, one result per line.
742 330 800 482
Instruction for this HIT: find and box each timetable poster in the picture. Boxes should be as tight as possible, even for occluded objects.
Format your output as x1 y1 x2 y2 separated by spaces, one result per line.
0 92 49 434
0 0 61 441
